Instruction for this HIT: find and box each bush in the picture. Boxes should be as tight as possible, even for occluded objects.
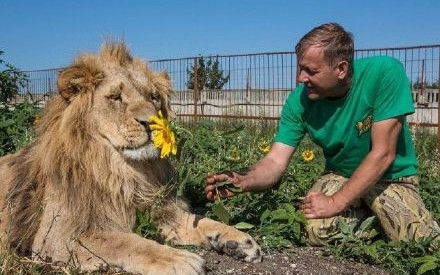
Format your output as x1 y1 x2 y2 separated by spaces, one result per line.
0 50 28 103
0 102 41 156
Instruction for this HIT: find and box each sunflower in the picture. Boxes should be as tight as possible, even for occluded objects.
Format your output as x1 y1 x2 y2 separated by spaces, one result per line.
301 149 315 162
149 111 177 158
258 140 270 153
226 146 240 162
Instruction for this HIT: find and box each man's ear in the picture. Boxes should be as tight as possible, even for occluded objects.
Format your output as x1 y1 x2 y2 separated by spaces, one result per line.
57 64 105 101
336 60 349 80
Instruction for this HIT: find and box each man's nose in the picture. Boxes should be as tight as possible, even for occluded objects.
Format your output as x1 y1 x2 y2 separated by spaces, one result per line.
298 70 309 83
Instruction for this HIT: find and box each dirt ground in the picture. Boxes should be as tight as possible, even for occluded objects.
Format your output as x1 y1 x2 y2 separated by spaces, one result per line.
200 246 390 275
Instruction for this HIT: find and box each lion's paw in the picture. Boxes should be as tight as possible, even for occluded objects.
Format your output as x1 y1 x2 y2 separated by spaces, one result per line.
145 247 206 275
207 231 262 263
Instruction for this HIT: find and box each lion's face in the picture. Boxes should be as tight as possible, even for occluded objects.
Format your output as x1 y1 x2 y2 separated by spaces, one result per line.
92 74 163 160
56 43 173 160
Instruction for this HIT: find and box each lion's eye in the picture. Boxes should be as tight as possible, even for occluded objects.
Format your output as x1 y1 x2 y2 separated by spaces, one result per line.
109 93 122 102
150 92 160 102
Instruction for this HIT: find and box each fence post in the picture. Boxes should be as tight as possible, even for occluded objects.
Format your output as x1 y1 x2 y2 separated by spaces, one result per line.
295 55 299 87
437 55 440 157
193 57 198 123
420 60 425 105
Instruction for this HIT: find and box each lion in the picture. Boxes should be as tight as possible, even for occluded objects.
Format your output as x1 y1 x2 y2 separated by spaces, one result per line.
0 42 262 274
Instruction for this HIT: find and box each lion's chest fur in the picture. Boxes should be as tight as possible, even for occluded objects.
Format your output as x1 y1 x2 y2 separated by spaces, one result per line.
0 137 175 256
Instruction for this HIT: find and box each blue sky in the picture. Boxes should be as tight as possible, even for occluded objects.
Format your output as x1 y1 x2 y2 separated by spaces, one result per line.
1 0 439 70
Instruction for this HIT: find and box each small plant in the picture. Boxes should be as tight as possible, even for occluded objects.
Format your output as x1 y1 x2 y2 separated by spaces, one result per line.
135 209 163 242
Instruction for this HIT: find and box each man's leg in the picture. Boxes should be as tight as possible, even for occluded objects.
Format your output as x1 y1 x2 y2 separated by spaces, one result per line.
363 176 440 241
305 173 369 246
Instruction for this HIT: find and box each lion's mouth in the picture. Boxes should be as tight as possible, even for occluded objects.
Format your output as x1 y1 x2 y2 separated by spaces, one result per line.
100 132 155 156
122 140 151 151
122 143 159 160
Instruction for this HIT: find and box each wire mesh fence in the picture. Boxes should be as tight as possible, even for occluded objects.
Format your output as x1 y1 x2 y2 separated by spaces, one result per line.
15 45 440 130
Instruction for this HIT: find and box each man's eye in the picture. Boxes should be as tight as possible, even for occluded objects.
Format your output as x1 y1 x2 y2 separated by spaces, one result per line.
109 93 122 101
305 68 316 75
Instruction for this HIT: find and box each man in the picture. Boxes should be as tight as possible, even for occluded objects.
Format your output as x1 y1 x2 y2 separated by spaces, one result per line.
205 23 439 245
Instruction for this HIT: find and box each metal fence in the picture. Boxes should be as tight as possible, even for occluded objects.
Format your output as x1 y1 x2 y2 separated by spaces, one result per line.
16 45 440 130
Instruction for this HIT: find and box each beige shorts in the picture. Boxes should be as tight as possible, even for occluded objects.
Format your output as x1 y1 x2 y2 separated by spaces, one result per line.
305 173 440 246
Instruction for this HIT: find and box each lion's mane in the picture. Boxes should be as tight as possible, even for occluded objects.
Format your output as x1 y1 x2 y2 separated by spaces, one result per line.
6 43 177 255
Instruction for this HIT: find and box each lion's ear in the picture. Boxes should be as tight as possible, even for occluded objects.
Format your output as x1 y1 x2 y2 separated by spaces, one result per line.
155 71 175 119
57 64 105 101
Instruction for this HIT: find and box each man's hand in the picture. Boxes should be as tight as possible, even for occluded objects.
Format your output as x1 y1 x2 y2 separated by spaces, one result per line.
299 191 347 219
205 171 244 201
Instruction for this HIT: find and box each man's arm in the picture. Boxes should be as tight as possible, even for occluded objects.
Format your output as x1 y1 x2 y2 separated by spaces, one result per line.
300 116 403 219
205 142 295 200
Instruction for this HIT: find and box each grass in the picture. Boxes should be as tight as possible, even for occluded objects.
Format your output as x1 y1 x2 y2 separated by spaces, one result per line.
1 104 440 274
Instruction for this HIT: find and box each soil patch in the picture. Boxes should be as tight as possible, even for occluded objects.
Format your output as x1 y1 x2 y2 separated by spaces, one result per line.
201 246 389 275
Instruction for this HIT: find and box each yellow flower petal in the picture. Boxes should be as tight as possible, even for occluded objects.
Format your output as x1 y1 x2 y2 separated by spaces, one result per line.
149 111 177 158
172 143 177 155
150 117 165 127
301 150 315 162
150 123 165 131
163 142 171 157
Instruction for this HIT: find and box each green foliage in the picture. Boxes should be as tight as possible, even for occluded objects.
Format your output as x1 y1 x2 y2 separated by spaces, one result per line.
257 203 307 250
325 227 440 275
0 102 41 156
135 209 162 241
0 50 28 103
412 127 440 220
171 119 323 250
186 57 230 90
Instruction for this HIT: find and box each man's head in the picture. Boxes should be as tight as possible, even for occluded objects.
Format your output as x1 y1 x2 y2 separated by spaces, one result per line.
295 23 354 100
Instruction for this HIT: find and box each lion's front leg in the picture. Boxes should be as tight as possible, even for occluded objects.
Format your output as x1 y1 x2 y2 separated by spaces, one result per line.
159 209 262 263
50 231 205 275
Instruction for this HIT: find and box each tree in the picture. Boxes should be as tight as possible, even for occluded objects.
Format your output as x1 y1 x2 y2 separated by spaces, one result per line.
0 50 28 103
186 56 230 91
412 78 439 89
428 80 438 89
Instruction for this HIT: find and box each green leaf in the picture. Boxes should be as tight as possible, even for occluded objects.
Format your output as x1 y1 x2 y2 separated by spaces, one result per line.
216 181 243 193
413 255 439 263
417 261 438 275
270 209 289 221
260 210 271 224
358 216 376 232
212 200 230 225
233 222 255 230
363 244 379 260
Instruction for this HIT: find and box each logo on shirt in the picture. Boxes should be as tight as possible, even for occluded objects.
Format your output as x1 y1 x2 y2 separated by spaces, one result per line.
356 115 373 136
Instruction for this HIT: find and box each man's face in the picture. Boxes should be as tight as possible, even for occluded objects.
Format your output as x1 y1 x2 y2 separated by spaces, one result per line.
297 46 346 100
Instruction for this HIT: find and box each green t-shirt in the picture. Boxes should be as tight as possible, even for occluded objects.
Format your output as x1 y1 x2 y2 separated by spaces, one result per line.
275 56 418 179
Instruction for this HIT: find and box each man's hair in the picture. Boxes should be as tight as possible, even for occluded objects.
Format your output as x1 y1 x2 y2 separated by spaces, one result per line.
295 23 354 76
